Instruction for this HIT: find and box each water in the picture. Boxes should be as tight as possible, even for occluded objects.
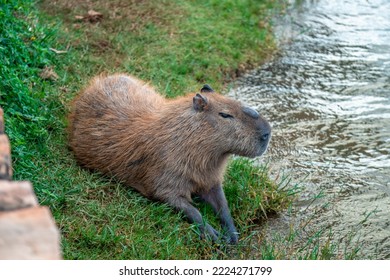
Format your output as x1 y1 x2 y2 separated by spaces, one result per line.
229 0 390 259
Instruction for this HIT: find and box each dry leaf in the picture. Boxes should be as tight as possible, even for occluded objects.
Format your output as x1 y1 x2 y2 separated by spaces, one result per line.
39 66 59 81
75 10 103 23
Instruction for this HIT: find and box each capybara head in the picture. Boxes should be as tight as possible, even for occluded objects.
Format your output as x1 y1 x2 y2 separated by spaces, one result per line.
192 85 271 158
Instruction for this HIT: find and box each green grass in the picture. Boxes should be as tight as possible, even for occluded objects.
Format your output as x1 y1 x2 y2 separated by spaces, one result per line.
38 0 276 97
0 0 362 259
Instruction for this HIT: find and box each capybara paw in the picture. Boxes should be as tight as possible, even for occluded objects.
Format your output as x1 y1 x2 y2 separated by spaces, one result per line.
224 231 239 245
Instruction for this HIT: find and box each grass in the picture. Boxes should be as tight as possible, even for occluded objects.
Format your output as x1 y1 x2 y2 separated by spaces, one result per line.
1 0 362 259
38 0 276 97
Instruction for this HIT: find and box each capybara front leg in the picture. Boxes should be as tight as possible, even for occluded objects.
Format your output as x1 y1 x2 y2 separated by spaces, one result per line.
200 185 238 244
167 196 220 242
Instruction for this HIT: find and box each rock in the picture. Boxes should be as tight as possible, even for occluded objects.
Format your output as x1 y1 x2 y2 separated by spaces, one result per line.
0 181 38 211
0 206 62 260
0 108 12 180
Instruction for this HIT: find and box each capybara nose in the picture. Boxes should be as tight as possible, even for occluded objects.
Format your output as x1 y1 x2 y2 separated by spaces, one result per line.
259 120 271 144
261 132 270 142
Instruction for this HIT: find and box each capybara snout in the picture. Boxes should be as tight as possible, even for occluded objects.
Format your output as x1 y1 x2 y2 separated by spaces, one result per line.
242 105 271 157
68 74 271 244
254 112 272 157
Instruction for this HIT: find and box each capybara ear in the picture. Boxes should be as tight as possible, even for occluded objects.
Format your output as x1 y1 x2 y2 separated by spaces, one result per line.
242 106 260 119
200 84 214 93
193 93 208 112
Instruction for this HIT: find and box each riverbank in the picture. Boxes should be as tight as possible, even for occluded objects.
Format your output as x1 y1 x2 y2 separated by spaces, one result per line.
1 0 357 259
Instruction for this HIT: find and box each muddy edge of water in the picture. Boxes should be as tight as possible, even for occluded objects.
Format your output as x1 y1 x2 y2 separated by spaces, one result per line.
229 0 390 259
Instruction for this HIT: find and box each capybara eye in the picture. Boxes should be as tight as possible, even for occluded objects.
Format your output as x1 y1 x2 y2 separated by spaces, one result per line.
219 112 234 119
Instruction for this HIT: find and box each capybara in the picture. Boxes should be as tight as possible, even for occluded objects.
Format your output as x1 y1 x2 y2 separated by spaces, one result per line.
68 74 271 244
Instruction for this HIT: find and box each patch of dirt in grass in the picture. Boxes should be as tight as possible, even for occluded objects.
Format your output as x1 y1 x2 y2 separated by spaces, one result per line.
40 0 179 32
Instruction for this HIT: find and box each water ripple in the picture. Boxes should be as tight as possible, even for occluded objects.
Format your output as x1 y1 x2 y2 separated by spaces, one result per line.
230 0 390 258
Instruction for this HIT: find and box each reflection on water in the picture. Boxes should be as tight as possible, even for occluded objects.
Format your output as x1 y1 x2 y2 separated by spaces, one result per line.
229 0 390 258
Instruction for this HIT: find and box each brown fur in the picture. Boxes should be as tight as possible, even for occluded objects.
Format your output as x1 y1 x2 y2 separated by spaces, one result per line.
68 73 271 243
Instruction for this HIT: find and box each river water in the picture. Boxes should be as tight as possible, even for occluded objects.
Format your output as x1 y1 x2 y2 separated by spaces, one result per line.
229 0 390 259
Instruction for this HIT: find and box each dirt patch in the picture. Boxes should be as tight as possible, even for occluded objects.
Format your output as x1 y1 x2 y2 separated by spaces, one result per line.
40 0 179 32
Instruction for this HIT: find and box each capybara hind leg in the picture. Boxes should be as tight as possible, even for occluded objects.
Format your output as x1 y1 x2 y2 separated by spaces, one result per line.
167 196 220 242
199 185 238 244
